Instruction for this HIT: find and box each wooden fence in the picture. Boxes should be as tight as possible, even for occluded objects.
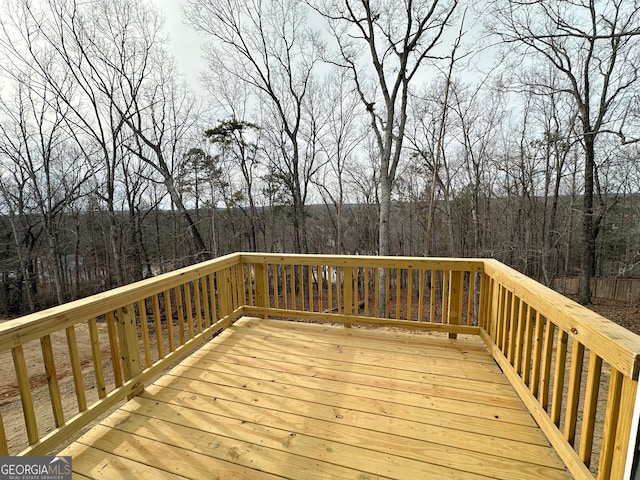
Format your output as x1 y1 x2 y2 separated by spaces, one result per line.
553 277 640 302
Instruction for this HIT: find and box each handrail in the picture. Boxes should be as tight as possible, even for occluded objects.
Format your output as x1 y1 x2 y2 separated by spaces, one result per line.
0 253 638 480
480 259 640 480
0 252 245 456
483 260 640 379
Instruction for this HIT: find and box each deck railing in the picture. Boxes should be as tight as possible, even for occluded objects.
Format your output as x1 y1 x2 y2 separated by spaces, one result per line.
0 253 638 480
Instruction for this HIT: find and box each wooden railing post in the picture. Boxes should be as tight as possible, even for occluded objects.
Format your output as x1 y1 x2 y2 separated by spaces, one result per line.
253 262 269 317
344 267 353 328
115 304 143 398
218 268 233 320
448 271 463 339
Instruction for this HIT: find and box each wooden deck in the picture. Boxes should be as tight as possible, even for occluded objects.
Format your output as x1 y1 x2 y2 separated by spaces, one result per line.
60 317 572 479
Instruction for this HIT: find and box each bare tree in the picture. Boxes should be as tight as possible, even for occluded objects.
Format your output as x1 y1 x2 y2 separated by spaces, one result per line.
185 0 323 253
310 0 457 256
488 0 640 303
311 0 457 313
0 79 92 304
314 70 366 254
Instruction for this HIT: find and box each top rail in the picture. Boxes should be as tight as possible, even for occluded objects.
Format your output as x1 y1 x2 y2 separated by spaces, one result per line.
483 259 640 380
0 253 242 352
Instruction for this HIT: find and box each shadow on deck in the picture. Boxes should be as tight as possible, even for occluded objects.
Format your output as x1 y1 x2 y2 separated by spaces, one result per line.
60 317 571 479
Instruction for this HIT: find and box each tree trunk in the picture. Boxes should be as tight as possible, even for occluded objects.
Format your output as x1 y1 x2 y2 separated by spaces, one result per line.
164 178 210 263
579 134 595 305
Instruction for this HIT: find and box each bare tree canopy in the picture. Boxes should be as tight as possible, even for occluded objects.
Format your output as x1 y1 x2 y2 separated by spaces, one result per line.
486 0 640 303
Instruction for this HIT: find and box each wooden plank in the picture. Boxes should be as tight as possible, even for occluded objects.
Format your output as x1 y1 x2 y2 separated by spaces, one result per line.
192 340 509 385
60 442 191 479
564 339 585 445
289 263 296 311
88 317 106 399
106 311 123 387
441 270 449 325
478 274 489 331
307 265 313 312
193 279 203 334
66 325 88 411
610 375 639 478
327 265 333 313
373 267 379 316
208 273 218 321
85 422 396 480
281 264 288 309
598 368 624 479
430 269 436 323
298 264 304 311
78 425 289 480
12 344 39 444
40 334 64 427
240 317 488 350
385 268 390 318
507 295 518 363
155 369 538 443
240 253 485 272
181 353 520 409
244 307 481 335
417 269 424 322
448 270 463 339
522 305 535 386
467 271 476 325
220 268 233 317
132 387 558 466
106 399 568 480
174 286 185 346
163 290 175 353
551 330 569 426
165 363 531 423
395 268 401 320
137 299 152 368
0 412 7 455
246 264 254 306
184 282 194 339
273 264 280 309
240 262 248 307
151 294 164 359
514 300 526 374
235 320 488 358
540 320 555 410
115 305 142 383
344 267 353 328
499 288 509 353
407 268 413 320
579 353 603 466
202 275 212 326
187 347 517 398
363 267 369 317
531 312 545 397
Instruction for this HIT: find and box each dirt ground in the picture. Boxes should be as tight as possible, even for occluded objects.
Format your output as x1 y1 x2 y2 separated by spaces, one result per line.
579 297 640 335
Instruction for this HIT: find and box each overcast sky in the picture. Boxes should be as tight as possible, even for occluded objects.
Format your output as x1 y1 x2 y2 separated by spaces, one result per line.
150 0 207 91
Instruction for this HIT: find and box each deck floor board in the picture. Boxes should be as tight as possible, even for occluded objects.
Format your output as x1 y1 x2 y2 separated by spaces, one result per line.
60 317 573 479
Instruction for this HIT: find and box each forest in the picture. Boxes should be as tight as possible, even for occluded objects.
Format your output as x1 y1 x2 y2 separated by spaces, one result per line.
0 0 639 315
